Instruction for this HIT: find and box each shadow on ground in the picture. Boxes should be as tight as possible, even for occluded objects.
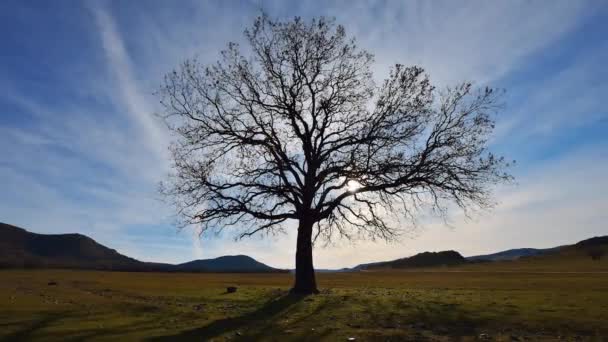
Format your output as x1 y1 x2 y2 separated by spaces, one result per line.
0 310 167 342
149 293 309 341
0 314 66 342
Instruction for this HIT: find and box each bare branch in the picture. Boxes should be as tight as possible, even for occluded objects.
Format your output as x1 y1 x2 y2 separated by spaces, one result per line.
158 15 512 245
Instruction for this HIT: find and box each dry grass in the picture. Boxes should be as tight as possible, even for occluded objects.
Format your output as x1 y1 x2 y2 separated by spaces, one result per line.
1 267 607 341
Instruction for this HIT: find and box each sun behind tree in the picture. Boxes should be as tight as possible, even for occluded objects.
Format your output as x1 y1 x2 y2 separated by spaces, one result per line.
158 15 512 294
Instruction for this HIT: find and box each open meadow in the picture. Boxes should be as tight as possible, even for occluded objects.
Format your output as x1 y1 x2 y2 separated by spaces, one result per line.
1 268 607 341
2 1 608 341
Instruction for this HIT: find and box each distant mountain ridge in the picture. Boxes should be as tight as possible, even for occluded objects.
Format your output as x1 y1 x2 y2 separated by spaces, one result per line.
176 255 277 272
341 236 608 271
0 222 144 270
465 240 603 262
2 222 606 273
575 236 608 248
466 248 554 262
0 222 283 273
354 250 466 270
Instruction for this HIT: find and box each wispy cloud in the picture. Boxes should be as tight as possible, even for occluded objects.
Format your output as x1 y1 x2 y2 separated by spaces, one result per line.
300 1 592 84
495 44 608 143
88 2 168 162
0 3 174 260
0 1 606 268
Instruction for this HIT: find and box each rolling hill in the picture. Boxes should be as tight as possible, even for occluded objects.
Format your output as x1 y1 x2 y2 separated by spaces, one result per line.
176 255 279 273
466 247 554 262
452 236 608 272
575 236 608 248
466 236 607 262
0 222 282 272
3 221 606 273
0 222 146 270
354 250 466 270
350 236 608 272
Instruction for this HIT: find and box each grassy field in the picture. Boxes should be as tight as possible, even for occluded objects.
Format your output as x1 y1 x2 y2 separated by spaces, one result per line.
1 269 607 341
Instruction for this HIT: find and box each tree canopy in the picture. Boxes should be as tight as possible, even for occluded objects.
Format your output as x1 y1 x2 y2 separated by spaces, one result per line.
158 15 512 293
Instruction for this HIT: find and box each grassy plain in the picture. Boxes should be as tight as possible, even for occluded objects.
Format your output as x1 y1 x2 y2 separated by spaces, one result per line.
1 266 607 341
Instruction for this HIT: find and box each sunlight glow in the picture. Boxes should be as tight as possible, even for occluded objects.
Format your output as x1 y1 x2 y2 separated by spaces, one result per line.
346 180 361 193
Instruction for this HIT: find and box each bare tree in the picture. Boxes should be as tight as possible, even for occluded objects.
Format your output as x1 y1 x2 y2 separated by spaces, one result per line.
158 15 512 294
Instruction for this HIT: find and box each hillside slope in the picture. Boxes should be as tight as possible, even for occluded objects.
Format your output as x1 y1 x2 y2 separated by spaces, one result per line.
0 223 282 272
0 222 144 270
176 255 280 273
355 251 466 270
466 248 555 262
455 236 608 272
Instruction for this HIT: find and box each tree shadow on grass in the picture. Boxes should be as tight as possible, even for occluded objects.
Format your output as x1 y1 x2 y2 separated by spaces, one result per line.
0 313 68 342
351 295 491 339
148 293 307 341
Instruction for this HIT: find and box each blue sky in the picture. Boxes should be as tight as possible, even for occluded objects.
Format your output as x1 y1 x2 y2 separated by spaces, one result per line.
1 1 607 269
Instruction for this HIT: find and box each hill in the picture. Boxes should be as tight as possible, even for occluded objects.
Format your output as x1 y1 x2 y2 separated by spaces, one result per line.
575 236 608 248
351 235 608 272
3 221 605 273
466 236 608 263
548 235 608 259
355 250 466 270
176 255 280 273
0 222 282 273
452 235 608 272
0 222 146 270
467 247 553 262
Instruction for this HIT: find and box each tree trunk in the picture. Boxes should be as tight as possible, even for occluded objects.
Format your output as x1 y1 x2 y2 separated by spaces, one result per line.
291 218 319 294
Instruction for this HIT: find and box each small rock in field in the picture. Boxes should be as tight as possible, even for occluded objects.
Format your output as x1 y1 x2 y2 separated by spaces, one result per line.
192 304 204 311
227 286 237 293
347 338 356 341
236 331 242 336
479 333 490 340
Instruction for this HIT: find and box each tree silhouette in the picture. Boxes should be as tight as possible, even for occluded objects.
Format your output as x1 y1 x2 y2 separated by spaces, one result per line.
158 15 512 294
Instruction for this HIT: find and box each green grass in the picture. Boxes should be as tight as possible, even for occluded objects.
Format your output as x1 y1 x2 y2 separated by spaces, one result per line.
1 269 607 341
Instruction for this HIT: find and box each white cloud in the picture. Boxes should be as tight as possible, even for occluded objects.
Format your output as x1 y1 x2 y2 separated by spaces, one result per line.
495 44 608 142
1 1 605 269
295 1 592 85
88 2 169 163
0 3 173 258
